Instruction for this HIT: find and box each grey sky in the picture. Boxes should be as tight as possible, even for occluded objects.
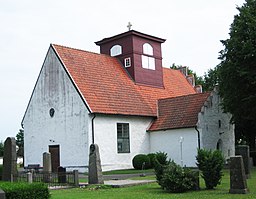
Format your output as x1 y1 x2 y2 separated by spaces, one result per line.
0 0 245 141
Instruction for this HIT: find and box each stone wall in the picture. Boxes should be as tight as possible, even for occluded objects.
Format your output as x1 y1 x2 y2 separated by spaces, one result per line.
198 88 235 160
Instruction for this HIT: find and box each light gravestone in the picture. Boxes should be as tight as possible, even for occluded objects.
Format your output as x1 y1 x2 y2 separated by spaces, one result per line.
235 145 250 178
43 152 52 183
88 144 104 184
2 137 17 182
229 156 248 194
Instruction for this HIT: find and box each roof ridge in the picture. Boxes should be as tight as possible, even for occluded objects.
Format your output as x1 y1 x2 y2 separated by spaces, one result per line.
159 91 211 101
51 43 108 57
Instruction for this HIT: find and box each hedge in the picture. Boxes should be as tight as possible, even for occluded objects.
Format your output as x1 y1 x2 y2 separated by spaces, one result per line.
0 182 50 199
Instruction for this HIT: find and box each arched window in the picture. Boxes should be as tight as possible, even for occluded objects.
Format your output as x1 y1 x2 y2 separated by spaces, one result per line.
142 43 155 70
216 139 223 151
143 43 153 55
110 45 122 56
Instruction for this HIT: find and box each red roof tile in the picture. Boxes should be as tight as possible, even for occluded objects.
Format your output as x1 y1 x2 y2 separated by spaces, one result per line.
149 92 211 131
52 44 196 116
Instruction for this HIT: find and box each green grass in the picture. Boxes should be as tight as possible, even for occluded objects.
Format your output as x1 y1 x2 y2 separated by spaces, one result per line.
51 168 256 199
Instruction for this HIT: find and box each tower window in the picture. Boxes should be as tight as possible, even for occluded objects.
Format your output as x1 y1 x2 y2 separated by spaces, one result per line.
124 57 131 67
143 43 153 55
142 43 155 70
110 45 122 56
142 55 155 70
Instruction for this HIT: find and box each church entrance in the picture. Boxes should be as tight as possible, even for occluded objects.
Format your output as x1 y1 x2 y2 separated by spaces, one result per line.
49 145 60 172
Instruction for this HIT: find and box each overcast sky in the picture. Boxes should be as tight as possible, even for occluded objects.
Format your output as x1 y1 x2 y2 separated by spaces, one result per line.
0 0 245 141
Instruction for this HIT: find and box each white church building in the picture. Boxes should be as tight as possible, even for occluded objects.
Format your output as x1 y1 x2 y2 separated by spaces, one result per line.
22 30 235 171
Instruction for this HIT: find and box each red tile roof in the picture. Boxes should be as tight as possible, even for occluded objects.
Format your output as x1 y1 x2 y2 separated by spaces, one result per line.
52 44 196 117
149 92 211 131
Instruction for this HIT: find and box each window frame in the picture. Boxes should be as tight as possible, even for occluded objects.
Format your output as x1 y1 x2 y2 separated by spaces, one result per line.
117 123 130 153
110 45 122 56
124 57 131 67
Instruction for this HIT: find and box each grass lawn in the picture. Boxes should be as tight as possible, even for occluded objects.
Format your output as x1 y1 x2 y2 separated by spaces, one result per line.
51 168 256 199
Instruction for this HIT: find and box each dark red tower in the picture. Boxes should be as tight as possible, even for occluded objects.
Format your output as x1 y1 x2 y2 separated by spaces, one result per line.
95 30 166 87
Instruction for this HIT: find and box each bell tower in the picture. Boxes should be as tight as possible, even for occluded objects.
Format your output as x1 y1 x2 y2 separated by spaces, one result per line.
95 30 166 87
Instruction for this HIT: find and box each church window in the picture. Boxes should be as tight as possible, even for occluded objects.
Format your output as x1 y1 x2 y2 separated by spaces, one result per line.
117 123 130 153
124 57 131 67
110 45 122 56
142 43 155 70
143 43 153 56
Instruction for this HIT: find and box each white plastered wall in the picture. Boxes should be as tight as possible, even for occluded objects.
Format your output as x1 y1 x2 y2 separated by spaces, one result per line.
93 114 152 171
22 47 90 171
150 128 198 167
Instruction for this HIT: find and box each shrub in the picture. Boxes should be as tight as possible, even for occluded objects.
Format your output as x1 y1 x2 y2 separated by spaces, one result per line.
196 149 225 189
160 161 198 193
147 153 156 168
132 154 151 170
0 182 49 199
153 152 169 185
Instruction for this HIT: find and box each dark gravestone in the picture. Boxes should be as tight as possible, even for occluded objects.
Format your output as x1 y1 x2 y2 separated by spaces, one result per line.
0 189 6 199
88 144 104 184
229 156 248 194
43 152 52 183
235 145 250 178
58 166 66 183
2 137 17 182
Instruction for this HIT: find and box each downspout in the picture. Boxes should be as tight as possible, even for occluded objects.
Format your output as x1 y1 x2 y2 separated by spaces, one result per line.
91 113 96 144
195 126 200 149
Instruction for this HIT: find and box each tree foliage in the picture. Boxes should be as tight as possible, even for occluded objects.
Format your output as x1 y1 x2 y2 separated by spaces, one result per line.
171 63 218 92
16 129 24 157
0 141 4 157
218 0 256 144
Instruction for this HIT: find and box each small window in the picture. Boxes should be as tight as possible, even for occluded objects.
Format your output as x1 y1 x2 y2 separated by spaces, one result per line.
117 123 130 153
218 120 221 128
110 45 122 56
143 43 153 55
124 57 131 67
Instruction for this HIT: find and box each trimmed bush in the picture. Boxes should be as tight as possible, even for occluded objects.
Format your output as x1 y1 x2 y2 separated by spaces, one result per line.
160 161 198 193
132 154 151 170
0 182 50 199
147 153 156 168
196 149 225 189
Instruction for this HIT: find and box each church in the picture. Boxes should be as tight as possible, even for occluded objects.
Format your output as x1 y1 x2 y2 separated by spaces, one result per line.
22 29 235 171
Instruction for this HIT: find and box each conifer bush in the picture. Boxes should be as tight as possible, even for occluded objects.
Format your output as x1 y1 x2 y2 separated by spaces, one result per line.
153 152 169 186
196 149 225 189
160 161 198 193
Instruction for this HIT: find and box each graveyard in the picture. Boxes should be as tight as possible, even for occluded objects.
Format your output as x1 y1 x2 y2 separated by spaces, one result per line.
0 137 255 198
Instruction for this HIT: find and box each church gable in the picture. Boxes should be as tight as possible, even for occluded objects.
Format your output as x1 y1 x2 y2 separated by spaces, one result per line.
22 46 91 168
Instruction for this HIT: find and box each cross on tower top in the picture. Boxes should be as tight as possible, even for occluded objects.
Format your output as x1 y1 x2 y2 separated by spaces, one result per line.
127 22 132 31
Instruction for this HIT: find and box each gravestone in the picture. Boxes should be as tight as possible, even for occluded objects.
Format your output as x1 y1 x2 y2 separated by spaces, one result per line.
235 145 250 178
58 166 66 183
43 152 52 182
229 156 248 194
88 144 104 184
2 137 17 182
0 189 6 199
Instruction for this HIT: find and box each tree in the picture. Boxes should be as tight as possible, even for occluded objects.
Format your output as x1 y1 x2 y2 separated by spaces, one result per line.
218 0 256 148
170 63 218 92
203 67 219 91
0 141 3 157
16 129 24 157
